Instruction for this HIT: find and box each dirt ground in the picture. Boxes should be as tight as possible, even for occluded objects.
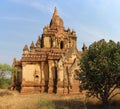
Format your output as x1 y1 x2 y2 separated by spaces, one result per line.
0 89 120 109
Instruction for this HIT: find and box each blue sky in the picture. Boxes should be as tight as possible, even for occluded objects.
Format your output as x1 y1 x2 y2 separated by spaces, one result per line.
0 0 120 65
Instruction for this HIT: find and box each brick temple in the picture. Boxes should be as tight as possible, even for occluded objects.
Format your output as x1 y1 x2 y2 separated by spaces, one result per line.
11 7 87 94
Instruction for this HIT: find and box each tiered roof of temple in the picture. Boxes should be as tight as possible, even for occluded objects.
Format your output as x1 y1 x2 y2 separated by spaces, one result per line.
14 7 79 65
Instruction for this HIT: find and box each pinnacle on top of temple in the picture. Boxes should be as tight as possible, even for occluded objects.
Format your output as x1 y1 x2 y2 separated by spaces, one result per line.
30 41 35 49
36 36 41 43
30 41 35 52
82 43 87 51
53 7 58 17
23 44 29 51
23 44 29 54
36 36 41 47
50 7 64 29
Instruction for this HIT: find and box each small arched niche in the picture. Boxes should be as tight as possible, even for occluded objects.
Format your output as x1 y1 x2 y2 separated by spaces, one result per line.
35 75 39 78
35 75 39 83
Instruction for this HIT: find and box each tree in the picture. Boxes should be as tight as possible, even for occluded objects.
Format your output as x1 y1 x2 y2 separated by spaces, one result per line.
0 64 11 79
78 39 120 108
0 64 19 88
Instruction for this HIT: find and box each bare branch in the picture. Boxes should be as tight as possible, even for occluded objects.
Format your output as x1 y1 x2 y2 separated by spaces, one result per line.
96 94 101 101
108 85 117 98
109 92 120 101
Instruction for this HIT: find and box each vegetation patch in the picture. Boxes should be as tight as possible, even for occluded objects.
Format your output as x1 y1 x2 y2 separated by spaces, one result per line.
0 89 13 97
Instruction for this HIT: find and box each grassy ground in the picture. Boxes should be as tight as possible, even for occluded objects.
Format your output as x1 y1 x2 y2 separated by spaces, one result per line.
0 89 120 109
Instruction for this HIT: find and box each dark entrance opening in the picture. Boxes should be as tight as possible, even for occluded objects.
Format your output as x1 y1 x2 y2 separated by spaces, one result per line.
60 41 64 49
53 67 58 93
44 63 49 93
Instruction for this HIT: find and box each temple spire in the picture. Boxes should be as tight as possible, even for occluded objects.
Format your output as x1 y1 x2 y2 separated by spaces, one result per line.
53 7 58 17
23 44 29 51
36 36 41 48
50 7 64 29
30 41 35 52
82 43 87 51
23 44 29 54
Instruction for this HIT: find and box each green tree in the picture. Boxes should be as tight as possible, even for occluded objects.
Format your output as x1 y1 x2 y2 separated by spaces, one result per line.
78 39 120 108
0 64 18 88
0 64 12 79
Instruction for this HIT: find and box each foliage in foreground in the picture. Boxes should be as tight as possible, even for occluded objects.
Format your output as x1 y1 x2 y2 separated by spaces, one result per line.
0 90 120 109
78 39 120 107
0 64 19 88
23 99 55 109
22 96 120 109
0 78 11 88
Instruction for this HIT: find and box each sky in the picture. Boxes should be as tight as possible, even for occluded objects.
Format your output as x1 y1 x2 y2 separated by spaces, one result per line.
0 0 120 65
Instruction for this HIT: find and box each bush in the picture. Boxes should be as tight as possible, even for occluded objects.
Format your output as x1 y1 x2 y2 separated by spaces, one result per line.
0 78 11 89
37 99 55 109
0 89 12 96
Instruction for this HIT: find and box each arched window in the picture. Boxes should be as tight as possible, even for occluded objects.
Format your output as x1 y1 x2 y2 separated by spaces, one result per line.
60 41 64 49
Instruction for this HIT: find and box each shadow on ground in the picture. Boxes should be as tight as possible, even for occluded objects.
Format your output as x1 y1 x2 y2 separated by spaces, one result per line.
52 99 120 109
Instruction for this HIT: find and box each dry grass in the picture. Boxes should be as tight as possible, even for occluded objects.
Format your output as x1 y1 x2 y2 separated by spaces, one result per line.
0 89 120 109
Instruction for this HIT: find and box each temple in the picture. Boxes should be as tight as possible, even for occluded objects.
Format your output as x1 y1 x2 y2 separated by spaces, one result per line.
11 7 87 94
